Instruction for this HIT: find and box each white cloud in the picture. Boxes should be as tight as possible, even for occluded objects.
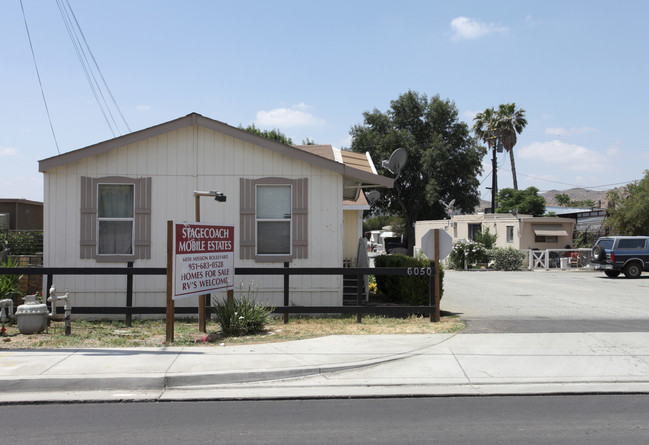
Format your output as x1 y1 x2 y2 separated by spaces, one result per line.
136 105 151 111
0 146 18 156
606 144 623 157
255 104 325 128
518 140 607 171
450 17 508 41
544 126 597 137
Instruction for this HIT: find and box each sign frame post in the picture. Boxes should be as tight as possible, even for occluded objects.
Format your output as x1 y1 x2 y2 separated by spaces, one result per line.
166 220 174 343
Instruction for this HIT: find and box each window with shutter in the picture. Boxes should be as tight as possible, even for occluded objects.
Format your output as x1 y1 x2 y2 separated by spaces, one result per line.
80 176 151 262
240 177 307 262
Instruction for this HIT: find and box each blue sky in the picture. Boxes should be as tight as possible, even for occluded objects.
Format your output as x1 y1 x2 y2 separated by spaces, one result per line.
2 0 648 203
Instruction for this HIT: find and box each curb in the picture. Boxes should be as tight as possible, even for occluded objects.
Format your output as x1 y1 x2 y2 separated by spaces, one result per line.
0 352 412 395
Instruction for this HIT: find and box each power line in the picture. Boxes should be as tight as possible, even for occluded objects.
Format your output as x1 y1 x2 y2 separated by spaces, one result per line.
63 0 131 133
56 0 116 137
20 0 60 154
499 167 636 190
56 0 130 136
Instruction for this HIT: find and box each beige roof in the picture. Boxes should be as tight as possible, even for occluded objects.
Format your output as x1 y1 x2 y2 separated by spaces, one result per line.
39 113 393 198
292 144 381 200
292 144 377 174
341 151 375 174
292 144 336 161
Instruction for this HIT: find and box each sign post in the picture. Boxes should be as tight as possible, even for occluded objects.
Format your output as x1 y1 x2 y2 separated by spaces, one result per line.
421 228 453 322
166 221 234 343
433 229 440 322
166 221 174 343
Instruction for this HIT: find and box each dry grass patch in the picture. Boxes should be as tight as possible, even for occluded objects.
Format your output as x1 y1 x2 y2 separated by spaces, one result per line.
0 315 463 349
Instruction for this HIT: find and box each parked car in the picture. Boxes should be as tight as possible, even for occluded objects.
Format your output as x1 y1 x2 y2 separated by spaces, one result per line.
590 236 649 278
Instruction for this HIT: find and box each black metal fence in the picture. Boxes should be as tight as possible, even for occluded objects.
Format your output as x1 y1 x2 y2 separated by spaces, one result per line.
0 263 438 323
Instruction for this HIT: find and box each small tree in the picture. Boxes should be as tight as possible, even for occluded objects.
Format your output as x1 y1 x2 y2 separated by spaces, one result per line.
496 187 545 216
605 170 649 235
240 123 293 145
573 229 599 248
363 215 405 236
474 227 498 249
555 193 571 206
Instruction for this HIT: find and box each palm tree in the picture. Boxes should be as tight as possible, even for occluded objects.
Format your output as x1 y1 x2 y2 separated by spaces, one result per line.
495 103 527 190
473 107 500 211
472 107 498 150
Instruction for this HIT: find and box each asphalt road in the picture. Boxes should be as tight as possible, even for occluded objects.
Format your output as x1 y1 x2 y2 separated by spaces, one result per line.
442 270 649 333
4 396 649 444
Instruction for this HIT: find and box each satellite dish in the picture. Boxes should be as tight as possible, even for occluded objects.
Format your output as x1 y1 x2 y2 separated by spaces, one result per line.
365 190 381 204
442 199 455 210
381 148 408 178
441 199 456 216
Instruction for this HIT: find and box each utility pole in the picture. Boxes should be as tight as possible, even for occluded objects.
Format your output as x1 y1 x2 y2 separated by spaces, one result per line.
490 142 498 213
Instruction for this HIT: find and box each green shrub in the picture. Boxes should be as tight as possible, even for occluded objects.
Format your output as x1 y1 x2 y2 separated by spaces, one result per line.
489 247 526 271
448 239 489 269
0 231 43 255
0 257 23 304
211 284 273 336
573 229 599 248
374 254 444 305
474 227 498 249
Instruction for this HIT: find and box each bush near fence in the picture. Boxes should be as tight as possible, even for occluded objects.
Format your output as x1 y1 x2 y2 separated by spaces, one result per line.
1 231 43 255
489 247 526 271
374 254 444 305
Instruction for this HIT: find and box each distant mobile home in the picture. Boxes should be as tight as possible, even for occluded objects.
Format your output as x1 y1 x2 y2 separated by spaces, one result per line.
38 113 392 312
415 213 576 253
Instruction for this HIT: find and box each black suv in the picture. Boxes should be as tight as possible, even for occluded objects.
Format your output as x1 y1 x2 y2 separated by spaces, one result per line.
591 236 649 278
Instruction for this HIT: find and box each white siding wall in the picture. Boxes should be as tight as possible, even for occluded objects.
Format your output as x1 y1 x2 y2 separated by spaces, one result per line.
43 126 343 311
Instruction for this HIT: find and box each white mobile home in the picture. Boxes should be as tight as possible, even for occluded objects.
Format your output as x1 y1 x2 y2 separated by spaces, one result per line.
415 213 576 252
39 113 391 312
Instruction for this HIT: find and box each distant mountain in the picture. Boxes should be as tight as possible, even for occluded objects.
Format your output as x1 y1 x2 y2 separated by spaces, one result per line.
476 188 612 213
541 188 610 208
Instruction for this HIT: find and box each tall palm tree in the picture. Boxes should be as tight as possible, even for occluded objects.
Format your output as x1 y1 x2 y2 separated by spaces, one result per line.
473 107 499 211
472 106 498 150
495 103 527 190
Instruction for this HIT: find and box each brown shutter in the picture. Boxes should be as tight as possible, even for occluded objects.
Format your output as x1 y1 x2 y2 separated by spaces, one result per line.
134 177 152 259
239 178 255 259
80 176 97 259
292 178 308 259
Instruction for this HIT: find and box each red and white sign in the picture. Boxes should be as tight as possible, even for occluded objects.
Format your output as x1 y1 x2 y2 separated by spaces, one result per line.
172 222 234 300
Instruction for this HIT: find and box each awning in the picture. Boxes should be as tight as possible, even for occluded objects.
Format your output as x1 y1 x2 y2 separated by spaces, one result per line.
532 224 569 237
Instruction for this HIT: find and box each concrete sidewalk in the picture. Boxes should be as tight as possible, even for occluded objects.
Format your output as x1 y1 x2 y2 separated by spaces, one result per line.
2 332 649 403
